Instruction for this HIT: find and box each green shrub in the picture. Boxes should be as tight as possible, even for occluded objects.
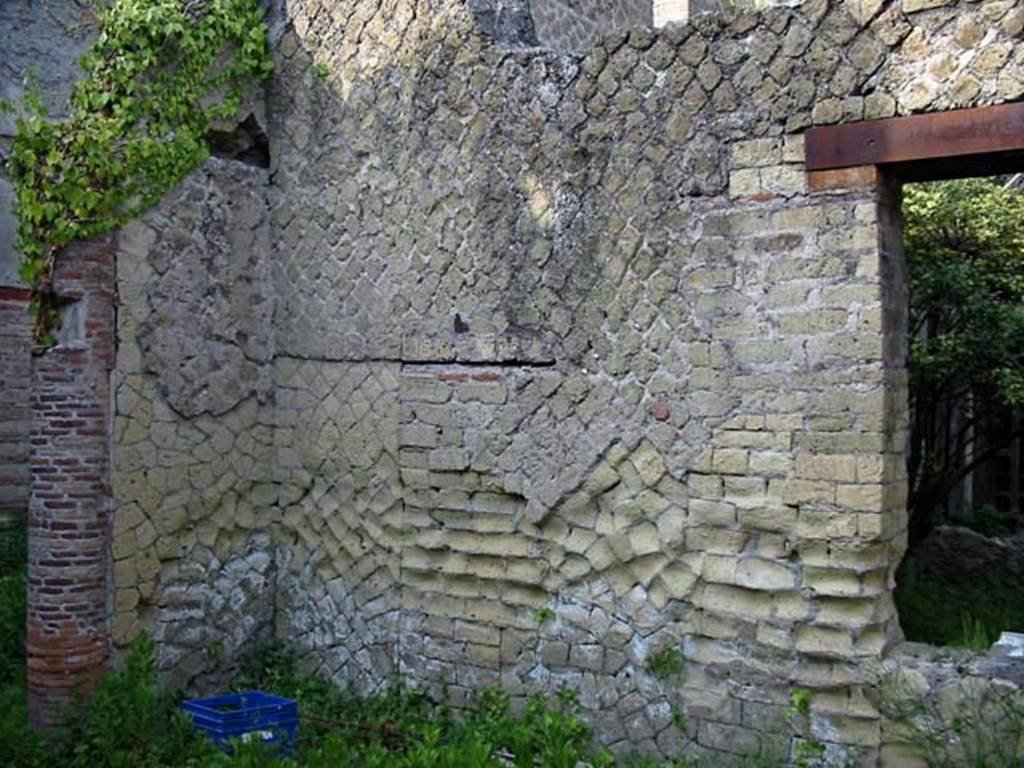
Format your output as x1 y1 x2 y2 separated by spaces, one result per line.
895 558 1024 649
0 511 27 576
0 683 48 768
903 179 1024 543
882 672 1024 768
72 634 218 768
0 635 221 768
645 647 684 680
0 637 859 767
236 642 606 768
533 607 556 625
0 568 26 685
955 504 1020 539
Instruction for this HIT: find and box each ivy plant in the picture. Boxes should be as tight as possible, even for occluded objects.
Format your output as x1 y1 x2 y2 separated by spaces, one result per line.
1 0 273 348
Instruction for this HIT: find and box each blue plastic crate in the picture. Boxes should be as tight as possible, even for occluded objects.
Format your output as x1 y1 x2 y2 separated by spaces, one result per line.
181 691 298 754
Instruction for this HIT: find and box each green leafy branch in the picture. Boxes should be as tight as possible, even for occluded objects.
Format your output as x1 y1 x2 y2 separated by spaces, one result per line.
903 179 1024 541
1 0 272 349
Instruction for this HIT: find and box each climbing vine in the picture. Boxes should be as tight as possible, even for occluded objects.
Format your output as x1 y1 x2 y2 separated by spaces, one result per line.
1 0 272 348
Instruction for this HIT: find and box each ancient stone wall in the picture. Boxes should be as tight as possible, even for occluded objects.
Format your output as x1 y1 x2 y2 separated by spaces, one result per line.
91 0 1024 763
110 159 277 689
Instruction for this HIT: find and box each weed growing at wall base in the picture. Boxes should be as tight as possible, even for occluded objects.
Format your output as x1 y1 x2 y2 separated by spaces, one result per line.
0 637 863 767
0 637 614 768
880 669 1024 768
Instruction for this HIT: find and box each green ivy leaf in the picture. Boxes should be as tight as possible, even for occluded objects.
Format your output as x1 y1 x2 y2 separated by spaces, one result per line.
4 0 273 348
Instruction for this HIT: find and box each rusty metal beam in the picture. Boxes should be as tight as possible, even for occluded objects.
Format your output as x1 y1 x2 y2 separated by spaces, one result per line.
804 102 1024 172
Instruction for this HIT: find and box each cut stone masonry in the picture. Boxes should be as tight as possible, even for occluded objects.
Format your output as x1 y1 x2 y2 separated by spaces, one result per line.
12 0 1024 764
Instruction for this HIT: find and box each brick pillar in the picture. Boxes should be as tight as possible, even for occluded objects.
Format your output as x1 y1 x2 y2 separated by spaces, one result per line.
27 236 115 730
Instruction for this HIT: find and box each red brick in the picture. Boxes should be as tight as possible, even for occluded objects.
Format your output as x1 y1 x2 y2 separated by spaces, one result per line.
27 237 115 730
470 371 503 382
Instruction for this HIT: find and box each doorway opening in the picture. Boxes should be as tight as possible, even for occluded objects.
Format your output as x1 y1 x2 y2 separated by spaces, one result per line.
895 173 1024 650
806 104 1024 651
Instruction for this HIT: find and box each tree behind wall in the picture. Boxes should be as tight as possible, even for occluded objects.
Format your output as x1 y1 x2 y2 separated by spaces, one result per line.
904 177 1024 545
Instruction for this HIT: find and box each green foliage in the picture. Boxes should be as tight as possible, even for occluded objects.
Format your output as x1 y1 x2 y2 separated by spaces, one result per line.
791 739 827 768
1 0 272 346
782 691 828 768
218 642 612 767
0 515 27 687
903 179 1024 539
0 511 27 576
671 705 687 733
311 62 330 79
0 635 220 768
905 180 1024 399
787 690 812 718
645 647 684 680
959 615 997 652
0 683 49 768
952 503 1020 539
895 556 1024 648
0 568 27 686
70 634 218 768
881 672 1024 768
532 607 556 624
0 638 863 768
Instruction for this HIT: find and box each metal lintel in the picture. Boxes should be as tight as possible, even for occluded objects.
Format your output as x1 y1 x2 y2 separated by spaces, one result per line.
804 102 1024 172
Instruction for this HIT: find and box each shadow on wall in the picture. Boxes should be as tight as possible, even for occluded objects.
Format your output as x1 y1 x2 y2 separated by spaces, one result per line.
256 0 866 733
